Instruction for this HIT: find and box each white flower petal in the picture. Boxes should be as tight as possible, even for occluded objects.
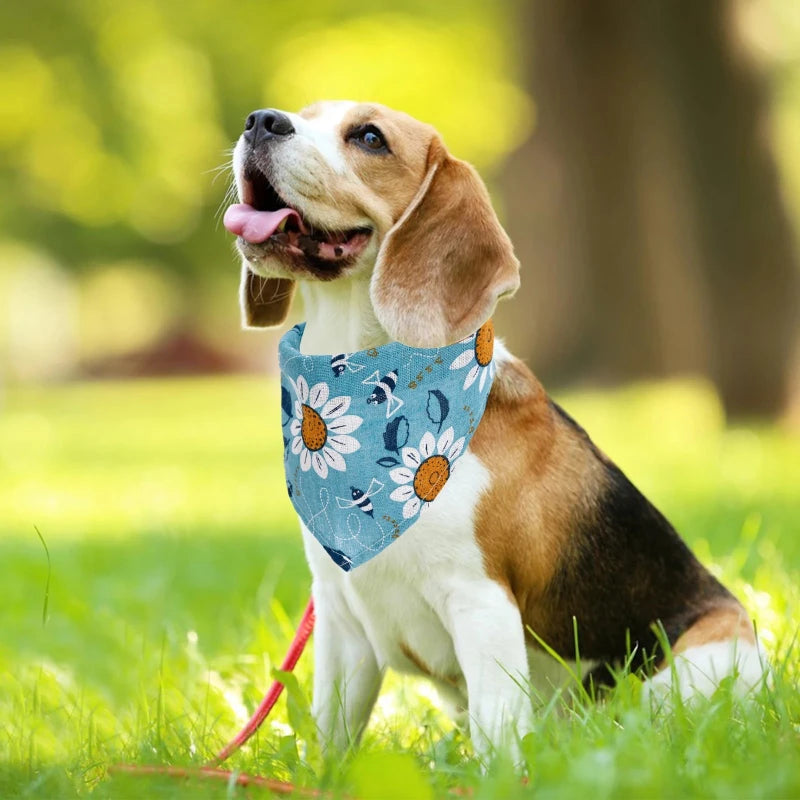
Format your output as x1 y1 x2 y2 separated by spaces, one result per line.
391 485 415 502
290 419 301 436
312 451 328 479
300 449 312 471
294 400 303 420
479 367 488 391
403 497 421 519
321 395 351 419
390 467 414 485
296 375 309 403
402 447 421 468
323 447 346 471
327 414 363 434
437 426 454 455
448 437 466 460
419 431 435 458
309 382 329 409
328 435 360 454
449 349 474 370
291 436 304 454
463 364 479 390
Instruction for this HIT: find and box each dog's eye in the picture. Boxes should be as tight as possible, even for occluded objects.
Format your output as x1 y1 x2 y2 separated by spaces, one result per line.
349 125 389 154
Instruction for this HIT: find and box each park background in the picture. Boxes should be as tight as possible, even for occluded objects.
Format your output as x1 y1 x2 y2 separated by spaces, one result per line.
1 1 799 797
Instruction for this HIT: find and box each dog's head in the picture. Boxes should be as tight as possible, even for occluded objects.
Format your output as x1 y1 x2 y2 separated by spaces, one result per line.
225 101 519 347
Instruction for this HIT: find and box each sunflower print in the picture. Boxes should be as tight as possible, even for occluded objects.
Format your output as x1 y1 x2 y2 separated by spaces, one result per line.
388 427 466 519
279 320 496 571
449 319 495 391
288 376 363 478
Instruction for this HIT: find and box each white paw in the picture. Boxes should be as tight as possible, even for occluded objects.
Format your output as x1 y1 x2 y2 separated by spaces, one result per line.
643 640 768 706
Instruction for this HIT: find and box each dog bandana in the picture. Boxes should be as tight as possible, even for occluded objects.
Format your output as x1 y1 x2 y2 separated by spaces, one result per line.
278 320 496 570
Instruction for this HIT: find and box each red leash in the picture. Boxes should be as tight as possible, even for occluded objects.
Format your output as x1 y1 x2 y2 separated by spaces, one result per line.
109 763 325 796
108 596 473 796
214 597 316 762
109 597 315 788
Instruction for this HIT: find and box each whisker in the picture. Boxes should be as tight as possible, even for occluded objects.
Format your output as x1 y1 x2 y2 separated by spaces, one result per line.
210 168 233 187
205 163 232 177
214 179 239 228
256 283 292 305
204 148 236 176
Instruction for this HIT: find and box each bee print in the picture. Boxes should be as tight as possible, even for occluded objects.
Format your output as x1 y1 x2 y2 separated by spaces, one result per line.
330 353 365 377
364 369 404 417
336 479 384 517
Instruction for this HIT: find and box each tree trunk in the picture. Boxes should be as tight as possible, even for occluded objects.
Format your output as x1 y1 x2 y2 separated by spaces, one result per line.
499 0 800 417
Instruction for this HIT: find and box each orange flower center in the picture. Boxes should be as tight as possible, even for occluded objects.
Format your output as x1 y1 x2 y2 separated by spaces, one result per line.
413 454 450 502
301 405 327 451
474 320 494 367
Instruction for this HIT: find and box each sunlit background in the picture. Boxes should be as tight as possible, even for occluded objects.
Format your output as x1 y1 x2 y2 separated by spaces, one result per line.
1 2 800 796
2 0 798 410
0 1 534 383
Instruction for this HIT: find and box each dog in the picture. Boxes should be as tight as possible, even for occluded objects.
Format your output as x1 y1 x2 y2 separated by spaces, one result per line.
223 101 764 760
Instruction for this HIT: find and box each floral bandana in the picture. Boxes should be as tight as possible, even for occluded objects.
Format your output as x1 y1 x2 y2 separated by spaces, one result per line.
278 320 496 571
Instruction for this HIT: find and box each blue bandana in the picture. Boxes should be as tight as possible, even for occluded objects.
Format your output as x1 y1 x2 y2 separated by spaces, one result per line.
278 320 496 570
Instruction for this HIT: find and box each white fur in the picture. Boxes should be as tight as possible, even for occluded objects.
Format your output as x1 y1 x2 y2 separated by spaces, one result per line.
304 452 532 760
287 102 355 176
232 139 248 206
645 640 766 705
299 273 386 356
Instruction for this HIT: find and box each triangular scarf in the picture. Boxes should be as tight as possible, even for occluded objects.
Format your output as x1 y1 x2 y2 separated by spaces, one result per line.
278 320 496 570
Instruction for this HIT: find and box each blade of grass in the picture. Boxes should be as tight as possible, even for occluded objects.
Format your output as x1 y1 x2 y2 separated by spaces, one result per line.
33 526 51 627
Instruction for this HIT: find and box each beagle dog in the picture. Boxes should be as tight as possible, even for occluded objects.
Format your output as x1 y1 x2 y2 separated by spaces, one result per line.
224 102 764 759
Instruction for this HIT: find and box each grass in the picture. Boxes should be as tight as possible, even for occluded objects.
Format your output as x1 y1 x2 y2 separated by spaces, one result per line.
1 375 798 798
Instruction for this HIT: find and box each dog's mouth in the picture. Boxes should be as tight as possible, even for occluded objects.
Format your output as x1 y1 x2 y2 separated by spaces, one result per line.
223 167 372 267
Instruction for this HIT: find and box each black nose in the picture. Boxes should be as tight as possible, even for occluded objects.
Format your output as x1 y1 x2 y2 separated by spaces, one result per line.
243 108 295 145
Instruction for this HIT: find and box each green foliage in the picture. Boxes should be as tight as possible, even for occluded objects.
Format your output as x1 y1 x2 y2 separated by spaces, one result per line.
0 376 799 797
0 2 528 276
348 751 433 800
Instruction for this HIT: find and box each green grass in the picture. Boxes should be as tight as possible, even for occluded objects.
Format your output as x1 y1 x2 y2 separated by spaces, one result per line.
1 376 799 798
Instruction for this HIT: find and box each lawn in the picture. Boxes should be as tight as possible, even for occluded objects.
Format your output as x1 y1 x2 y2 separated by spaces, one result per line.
1 376 799 798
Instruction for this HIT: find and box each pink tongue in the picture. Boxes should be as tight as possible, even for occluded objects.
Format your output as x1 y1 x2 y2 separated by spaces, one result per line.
223 204 300 244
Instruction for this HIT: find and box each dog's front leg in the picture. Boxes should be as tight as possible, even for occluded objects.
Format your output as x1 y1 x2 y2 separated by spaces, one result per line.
443 578 531 763
312 583 384 753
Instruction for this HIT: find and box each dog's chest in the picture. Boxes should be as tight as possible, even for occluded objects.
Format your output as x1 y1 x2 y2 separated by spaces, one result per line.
302 452 493 684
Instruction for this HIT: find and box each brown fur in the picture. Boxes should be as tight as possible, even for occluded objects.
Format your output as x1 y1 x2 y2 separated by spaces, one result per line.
471 355 607 637
336 104 433 224
289 103 434 235
472 355 753 677
371 137 520 348
240 269 295 328
670 603 755 656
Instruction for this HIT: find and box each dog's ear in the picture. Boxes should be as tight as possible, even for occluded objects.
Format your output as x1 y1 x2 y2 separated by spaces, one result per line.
239 265 295 328
370 137 520 347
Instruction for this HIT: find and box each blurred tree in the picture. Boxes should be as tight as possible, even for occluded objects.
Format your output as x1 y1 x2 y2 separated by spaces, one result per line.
501 0 800 418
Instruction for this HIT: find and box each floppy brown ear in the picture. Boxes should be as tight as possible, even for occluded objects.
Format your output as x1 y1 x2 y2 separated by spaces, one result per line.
239 265 295 328
370 137 520 347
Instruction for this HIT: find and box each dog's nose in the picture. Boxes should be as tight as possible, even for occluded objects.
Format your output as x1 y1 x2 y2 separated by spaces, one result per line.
243 109 295 145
